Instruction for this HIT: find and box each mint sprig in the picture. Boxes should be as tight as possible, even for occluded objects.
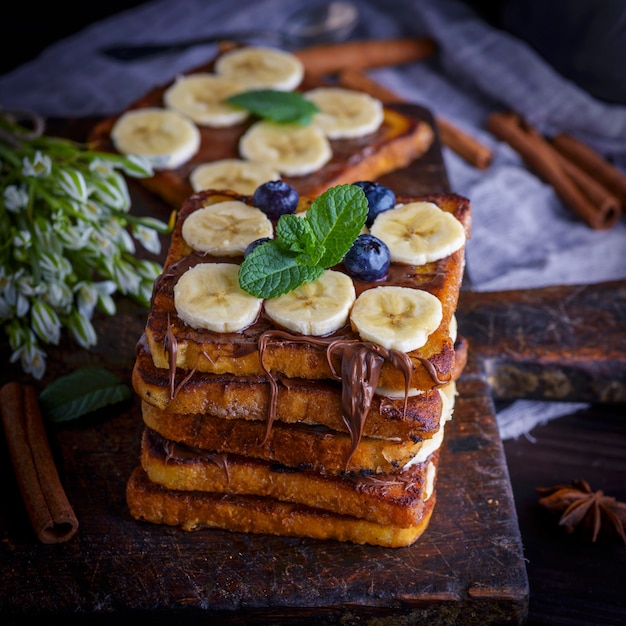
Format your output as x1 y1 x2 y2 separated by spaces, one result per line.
238 184 368 298
227 89 319 125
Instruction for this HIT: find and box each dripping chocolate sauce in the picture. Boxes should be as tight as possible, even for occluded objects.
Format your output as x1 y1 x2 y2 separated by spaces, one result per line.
150 247 450 470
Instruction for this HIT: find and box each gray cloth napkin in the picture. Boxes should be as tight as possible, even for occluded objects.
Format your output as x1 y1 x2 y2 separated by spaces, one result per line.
1 0 622 438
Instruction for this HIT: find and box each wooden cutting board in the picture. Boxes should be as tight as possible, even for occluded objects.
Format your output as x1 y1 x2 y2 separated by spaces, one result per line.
1 107 532 624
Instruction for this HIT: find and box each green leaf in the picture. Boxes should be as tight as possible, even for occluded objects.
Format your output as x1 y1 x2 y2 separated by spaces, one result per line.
227 89 319 125
307 184 368 267
239 241 323 298
275 214 323 264
39 367 132 423
238 184 367 298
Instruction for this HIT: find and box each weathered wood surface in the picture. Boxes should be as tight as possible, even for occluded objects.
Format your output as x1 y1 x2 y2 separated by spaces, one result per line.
0 106 557 625
457 281 626 403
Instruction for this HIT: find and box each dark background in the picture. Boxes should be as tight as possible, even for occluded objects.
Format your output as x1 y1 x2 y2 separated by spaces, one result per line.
0 1 149 75
2 1 625 105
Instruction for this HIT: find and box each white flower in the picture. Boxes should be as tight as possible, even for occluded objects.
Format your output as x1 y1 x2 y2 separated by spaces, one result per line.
91 172 130 211
94 281 117 316
44 281 73 311
57 220 94 250
39 251 72 280
89 229 117 257
16 273 43 297
74 281 99 318
135 259 162 281
108 258 141 294
3 184 29 212
4 281 31 317
13 229 32 248
79 198 105 221
67 310 97 349
89 157 114 178
22 151 52 178
57 167 88 202
11 339 47 380
133 224 161 255
31 299 61 344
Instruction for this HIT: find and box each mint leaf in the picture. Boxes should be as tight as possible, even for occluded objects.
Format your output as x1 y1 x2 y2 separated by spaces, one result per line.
307 184 368 267
39 367 132 423
239 241 323 298
275 214 324 265
227 89 319 125
238 184 368 298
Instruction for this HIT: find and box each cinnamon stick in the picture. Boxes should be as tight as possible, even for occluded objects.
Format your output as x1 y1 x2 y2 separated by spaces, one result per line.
487 112 621 230
551 132 626 208
295 37 436 77
338 68 493 169
0 382 78 543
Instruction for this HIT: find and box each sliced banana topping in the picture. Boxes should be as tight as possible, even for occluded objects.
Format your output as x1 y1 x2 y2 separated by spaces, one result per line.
174 263 262 333
305 87 384 139
163 73 249 127
111 107 200 169
239 121 332 177
350 286 443 353
181 200 273 256
370 201 466 266
214 46 304 91
264 269 356 336
190 159 280 195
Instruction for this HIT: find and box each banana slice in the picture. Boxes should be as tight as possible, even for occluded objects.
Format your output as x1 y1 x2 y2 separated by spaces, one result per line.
370 201 466 266
214 46 304 91
376 315 458 397
264 270 356 336
110 107 200 169
163 73 249 127
305 87 384 139
239 121 332 176
181 200 273 256
350 286 442 353
174 263 262 333
190 159 280 195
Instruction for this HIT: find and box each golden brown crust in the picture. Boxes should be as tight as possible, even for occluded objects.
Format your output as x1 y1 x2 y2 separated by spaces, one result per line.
141 402 443 475
141 428 439 527
144 190 470 392
126 465 436 548
133 341 445 440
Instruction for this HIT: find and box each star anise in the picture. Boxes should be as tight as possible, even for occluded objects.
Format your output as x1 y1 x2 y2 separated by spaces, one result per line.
537 479 626 547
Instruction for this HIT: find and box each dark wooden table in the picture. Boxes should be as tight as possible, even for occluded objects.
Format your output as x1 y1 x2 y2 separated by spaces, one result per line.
1 116 625 625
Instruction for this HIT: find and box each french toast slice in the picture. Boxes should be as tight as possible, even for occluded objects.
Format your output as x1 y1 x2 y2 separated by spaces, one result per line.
88 49 434 208
140 427 439 528
133 339 466 440
126 466 436 548
143 190 470 393
141 402 447 474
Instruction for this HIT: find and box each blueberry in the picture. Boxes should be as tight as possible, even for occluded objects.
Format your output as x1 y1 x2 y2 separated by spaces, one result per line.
343 234 390 282
353 181 396 227
253 180 299 220
244 237 272 257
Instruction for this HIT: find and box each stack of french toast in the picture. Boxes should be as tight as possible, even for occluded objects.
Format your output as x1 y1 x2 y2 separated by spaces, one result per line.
127 181 471 548
100 43 471 547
